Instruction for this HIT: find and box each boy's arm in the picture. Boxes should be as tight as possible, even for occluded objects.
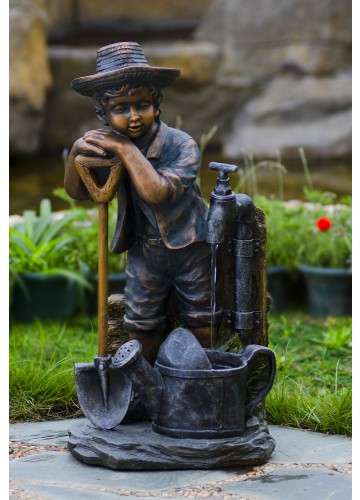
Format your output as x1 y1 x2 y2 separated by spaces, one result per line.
83 129 171 204
114 142 170 204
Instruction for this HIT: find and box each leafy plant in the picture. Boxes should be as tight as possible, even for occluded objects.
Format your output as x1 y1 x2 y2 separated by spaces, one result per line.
9 199 91 296
252 194 352 270
253 195 305 270
321 324 352 351
296 204 352 268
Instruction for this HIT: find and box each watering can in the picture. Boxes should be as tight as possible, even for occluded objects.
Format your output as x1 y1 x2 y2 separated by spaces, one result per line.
113 327 276 439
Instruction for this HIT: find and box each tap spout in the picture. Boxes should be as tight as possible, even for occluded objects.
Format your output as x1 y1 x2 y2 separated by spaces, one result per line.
206 162 238 245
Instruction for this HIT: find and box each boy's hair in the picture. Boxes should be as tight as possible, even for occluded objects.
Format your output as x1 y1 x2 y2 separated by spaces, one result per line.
93 83 163 125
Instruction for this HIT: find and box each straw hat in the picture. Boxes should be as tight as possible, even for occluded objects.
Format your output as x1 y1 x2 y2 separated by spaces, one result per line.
71 42 180 96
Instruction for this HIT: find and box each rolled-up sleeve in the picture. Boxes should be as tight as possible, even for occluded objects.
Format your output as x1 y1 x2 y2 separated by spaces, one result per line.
156 138 201 204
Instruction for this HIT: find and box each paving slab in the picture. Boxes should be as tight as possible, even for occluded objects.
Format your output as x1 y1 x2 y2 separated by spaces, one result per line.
9 418 352 500
222 466 352 500
268 425 352 464
10 451 238 490
9 418 86 447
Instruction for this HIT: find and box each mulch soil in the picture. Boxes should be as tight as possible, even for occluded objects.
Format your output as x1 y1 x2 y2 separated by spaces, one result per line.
9 441 67 461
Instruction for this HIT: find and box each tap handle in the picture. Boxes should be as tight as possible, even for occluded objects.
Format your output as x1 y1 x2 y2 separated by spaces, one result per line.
209 162 238 179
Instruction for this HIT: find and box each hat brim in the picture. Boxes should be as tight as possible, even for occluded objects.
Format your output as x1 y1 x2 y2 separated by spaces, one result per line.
71 66 180 96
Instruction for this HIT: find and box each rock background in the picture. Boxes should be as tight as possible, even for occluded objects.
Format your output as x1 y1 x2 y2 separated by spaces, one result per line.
10 0 351 160
10 0 53 155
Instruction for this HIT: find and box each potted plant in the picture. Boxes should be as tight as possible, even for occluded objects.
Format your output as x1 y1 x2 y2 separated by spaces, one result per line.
9 198 92 322
255 195 305 311
296 203 352 317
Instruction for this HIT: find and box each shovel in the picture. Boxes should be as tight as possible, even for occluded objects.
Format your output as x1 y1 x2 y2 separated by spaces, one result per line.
73 154 132 430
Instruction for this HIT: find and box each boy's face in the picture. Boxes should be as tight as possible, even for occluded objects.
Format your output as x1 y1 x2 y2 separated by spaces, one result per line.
103 87 157 140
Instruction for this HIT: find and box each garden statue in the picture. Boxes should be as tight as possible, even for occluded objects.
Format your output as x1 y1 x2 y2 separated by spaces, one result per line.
65 41 276 469
64 42 222 363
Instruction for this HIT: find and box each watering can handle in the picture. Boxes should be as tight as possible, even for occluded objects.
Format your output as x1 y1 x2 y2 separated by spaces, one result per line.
242 345 276 415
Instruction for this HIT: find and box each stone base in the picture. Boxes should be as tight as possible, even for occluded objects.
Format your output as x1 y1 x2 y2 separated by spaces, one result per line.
68 419 275 470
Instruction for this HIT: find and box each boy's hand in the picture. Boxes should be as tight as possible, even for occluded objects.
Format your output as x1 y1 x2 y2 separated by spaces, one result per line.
73 133 107 158
83 128 131 158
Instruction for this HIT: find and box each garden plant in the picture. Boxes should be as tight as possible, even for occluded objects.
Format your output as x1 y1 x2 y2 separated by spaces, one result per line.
296 204 351 269
9 198 91 291
9 198 93 321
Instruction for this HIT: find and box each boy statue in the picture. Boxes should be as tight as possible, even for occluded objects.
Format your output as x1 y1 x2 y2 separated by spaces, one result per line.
65 42 222 364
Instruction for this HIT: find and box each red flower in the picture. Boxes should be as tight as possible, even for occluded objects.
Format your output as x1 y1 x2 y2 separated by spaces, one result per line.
316 217 332 231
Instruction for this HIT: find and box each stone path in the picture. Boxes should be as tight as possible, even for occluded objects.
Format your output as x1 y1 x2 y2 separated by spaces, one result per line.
9 419 352 500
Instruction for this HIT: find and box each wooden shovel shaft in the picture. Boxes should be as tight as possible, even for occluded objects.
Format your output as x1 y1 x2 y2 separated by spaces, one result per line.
98 202 108 357
74 155 124 358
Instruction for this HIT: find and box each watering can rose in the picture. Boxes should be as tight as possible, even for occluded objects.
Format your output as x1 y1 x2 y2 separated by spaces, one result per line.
316 217 332 231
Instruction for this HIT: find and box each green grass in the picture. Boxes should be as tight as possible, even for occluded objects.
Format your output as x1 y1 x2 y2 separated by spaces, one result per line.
9 317 97 422
9 313 352 435
268 314 351 392
265 313 352 435
265 382 351 436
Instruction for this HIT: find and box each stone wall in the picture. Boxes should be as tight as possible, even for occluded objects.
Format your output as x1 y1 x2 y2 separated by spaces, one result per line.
10 0 351 160
10 0 52 155
195 0 352 159
45 0 211 29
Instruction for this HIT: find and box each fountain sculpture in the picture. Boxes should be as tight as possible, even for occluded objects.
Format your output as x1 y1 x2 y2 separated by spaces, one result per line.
65 41 276 469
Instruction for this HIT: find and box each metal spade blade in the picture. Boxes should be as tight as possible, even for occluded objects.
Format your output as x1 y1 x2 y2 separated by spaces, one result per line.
75 362 132 430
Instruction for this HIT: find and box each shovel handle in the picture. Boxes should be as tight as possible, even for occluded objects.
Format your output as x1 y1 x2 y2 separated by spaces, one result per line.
74 154 124 357
98 202 109 357
74 154 124 204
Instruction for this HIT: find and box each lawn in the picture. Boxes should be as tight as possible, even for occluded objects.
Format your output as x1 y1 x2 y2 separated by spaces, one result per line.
9 312 352 435
265 313 351 436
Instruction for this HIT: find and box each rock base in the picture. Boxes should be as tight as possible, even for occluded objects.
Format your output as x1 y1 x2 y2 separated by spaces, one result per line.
68 419 275 470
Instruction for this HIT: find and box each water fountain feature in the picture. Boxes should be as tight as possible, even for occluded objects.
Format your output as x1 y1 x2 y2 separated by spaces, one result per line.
40 38 346 470
68 158 277 468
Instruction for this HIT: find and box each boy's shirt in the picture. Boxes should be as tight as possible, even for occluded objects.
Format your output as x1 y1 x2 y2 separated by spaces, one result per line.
111 121 209 253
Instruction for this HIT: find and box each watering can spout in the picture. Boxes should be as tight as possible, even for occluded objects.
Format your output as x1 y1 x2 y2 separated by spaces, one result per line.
113 340 163 420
